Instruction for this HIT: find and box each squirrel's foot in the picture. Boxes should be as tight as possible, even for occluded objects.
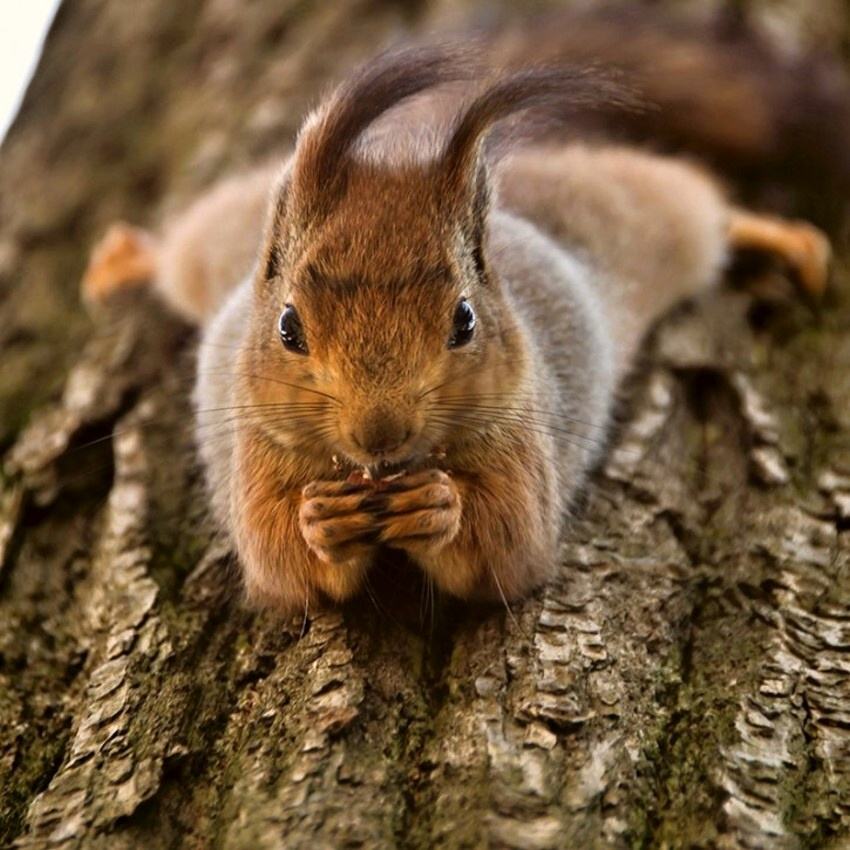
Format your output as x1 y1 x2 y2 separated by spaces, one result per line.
81 223 158 305
728 209 831 297
374 469 462 558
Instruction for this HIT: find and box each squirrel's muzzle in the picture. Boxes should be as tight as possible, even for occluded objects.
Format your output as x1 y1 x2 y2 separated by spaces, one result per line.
348 406 412 459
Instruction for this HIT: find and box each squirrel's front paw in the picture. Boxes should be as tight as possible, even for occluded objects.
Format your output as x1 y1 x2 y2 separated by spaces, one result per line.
299 479 379 564
374 470 462 557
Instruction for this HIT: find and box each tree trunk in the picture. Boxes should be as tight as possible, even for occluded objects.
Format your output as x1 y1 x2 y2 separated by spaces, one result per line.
1 2 849 848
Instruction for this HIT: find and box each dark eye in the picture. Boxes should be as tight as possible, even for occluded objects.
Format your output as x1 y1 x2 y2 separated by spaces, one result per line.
448 298 475 349
278 304 308 355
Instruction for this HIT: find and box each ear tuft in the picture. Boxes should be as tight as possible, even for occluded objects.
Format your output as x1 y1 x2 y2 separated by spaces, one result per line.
441 65 638 194
289 44 478 226
439 66 638 282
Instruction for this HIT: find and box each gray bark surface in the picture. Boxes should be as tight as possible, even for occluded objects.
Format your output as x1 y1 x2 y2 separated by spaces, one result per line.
1 2 849 848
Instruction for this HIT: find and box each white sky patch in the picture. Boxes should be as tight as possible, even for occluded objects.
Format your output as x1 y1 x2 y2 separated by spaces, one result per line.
0 1 62 143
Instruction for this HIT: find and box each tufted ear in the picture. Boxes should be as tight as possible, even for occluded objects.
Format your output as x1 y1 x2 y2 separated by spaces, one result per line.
256 45 477 285
286 45 476 232
441 66 635 189
439 67 636 281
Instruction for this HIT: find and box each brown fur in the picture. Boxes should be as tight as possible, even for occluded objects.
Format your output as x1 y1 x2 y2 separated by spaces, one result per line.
222 55 607 608
286 45 476 234
81 21 840 616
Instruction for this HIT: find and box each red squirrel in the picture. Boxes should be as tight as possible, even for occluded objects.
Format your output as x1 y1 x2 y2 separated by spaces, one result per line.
81 19 834 616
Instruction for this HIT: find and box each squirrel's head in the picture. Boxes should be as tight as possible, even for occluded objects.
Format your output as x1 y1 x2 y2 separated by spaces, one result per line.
240 47 625 472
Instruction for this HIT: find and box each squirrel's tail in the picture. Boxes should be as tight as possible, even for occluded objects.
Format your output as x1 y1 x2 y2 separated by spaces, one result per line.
476 6 850 226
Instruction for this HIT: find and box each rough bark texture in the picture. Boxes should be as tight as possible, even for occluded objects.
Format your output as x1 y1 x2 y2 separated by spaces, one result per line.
1 1 850 848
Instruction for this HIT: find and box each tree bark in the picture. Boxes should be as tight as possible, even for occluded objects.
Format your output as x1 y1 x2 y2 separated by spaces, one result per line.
1 2 849 848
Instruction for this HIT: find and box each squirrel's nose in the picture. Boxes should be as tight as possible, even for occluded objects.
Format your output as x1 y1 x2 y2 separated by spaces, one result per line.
350 412 411 457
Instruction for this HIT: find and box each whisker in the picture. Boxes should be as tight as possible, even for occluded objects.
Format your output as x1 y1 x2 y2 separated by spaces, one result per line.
430 403 605 435
195 409 335 427
435 413 643 461
64 408 319 457
191 418 334 448
194 368 340 404
299 594 310 640
363 574 384 618
433 415 610 450
488 564 527 639
417 356 516 400
428 411 611 452
430 402 611 435
196 401 334 414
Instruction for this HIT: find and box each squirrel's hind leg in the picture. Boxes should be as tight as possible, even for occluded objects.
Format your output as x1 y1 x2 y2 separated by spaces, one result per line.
81 223 158 306
728 209 831 297
81 163 282 323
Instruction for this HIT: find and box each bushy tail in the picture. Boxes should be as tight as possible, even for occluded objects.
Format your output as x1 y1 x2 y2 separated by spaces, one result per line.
473 5 850 226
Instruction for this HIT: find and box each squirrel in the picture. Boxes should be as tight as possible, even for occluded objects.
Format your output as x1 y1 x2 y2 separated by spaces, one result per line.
80 11 840 616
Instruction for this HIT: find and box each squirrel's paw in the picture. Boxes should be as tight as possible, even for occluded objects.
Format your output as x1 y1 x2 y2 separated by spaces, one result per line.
81 223 158 305
374 469 462 557
728 210 831 297
299 479 379 564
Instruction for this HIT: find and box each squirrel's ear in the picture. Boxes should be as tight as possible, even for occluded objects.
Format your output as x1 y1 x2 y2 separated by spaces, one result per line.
262 239 284 284
440 66 636 278
258 171 293 284
462 155 491 283
439 102 496 285
442 66 635 179
287 45 476 230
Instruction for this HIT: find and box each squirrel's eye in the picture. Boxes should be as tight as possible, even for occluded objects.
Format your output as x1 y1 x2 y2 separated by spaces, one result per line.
278 305 308 355
448 298 475 349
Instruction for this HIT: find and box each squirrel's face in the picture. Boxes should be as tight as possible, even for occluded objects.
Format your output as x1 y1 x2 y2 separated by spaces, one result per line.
243 256 515 472
242 167 524 472
271 273 480 470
